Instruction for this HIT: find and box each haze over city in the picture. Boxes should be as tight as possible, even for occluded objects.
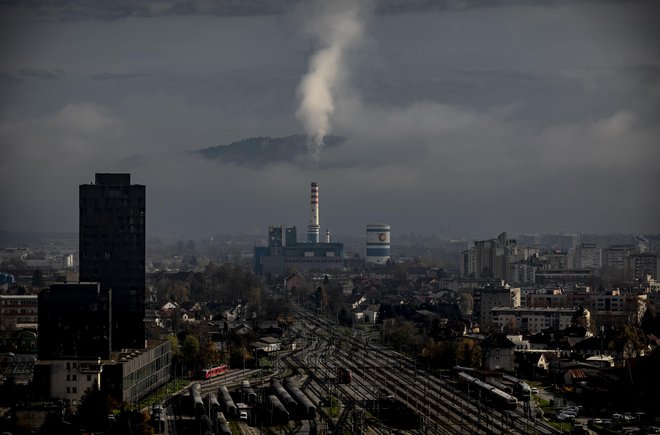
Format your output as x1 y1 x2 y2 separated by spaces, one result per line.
1 0 659 239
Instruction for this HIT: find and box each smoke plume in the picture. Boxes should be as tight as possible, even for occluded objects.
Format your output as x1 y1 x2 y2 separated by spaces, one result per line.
295 0 371 164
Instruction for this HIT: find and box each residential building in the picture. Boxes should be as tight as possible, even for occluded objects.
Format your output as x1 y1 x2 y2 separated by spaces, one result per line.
79 173 146 350
477 285 521 331
624 253 659 281
491 307 584 334
573 243 602 269
38 282 111 360
0 294 38 330
602 244 636 270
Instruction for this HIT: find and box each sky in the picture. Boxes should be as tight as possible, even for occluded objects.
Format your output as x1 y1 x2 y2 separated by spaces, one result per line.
0 0 659 240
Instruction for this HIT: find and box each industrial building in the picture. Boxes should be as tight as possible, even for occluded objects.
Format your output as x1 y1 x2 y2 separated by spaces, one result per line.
254 182 344 275
366 224 391 265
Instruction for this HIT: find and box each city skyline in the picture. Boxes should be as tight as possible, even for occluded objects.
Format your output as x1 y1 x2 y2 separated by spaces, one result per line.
1 0 659 239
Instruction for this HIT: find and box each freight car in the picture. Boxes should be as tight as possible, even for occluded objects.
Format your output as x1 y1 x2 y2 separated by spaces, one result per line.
271 378 297 409
242 380 257 404
219 386 237 417
267 395 290 424
284 379 317 419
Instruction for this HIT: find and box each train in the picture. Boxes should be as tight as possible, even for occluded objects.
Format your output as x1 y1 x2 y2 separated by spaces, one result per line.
216 412 232 435
501 374 532 401
219 386 237 417
198 414 215 435
190 383 205 416
267 394 290 424
457 372 518 410
242 380 257 404
207 392 220 414
284 379 317 419
485 377 514 395
271 378 298 410
199 364 229 380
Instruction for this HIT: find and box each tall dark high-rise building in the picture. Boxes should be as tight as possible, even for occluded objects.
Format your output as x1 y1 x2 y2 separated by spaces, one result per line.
79 173 145 350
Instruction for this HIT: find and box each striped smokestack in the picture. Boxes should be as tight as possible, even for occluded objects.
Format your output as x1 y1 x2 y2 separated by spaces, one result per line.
307 182 320 243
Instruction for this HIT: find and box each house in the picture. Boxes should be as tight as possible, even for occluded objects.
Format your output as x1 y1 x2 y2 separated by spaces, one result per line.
259 336 281 352
284 273 307 292
160 301 179 311
364 304 380 324
230 323 253 335
480 334 516 371
249 336 280 354
348 294 367 310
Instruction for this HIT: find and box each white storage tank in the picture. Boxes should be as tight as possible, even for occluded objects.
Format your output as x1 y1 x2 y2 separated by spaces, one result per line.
366 224 390 264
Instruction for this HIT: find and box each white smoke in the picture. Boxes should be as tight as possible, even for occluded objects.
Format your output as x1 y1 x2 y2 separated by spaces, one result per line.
295 0 372 164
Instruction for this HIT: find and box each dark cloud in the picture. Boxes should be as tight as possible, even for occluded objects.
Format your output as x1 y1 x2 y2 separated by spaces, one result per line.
0 2 658 238
0 0 649 22
19 67 65 79
92 72 152 81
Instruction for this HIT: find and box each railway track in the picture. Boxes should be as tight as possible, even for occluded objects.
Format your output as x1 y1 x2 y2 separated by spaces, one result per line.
293 306 559 435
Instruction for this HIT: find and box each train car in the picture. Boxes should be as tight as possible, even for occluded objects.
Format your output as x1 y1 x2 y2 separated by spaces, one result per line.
190 384 205 416
501 374 532 402
284 379 316 419
199 364 229 380
242 380 257 404
490 387 518 410
271 378 298 409
219 386 237 417
216 412 232 435
457 372 518 410
208 392 220 414
198 414 215 435
485 377 514 395
518 382 532 401
337 367 352 384
267 395 290 424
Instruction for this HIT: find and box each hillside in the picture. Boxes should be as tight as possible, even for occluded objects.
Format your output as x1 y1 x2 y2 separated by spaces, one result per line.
194 134 345 167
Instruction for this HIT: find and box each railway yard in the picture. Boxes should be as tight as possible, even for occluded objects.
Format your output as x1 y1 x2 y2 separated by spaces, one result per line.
167 305 561 435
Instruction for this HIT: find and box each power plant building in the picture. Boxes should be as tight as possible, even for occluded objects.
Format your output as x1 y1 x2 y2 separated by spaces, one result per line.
254 182 344 275
366 224 391 265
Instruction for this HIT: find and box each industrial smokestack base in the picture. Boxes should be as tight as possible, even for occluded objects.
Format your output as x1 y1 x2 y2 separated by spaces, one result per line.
307 182 320 243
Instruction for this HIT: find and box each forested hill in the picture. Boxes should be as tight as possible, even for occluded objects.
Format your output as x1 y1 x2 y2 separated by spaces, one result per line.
193 134 345 167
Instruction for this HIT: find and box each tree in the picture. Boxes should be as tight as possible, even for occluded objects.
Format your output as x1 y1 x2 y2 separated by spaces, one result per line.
182 335 200 375
78 384 111 432
109 407 154 435
200 338 222 369
458 292 474 317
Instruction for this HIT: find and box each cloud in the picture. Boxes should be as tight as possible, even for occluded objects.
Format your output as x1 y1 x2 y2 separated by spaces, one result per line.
1 0 647 22
0 3 658 237
19 67 65 79
92 72 152 81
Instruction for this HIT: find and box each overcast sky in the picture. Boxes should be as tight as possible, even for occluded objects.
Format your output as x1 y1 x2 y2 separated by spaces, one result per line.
1 0 659 240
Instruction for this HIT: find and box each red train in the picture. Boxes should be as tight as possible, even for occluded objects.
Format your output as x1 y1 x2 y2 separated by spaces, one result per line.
200 364 229 380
